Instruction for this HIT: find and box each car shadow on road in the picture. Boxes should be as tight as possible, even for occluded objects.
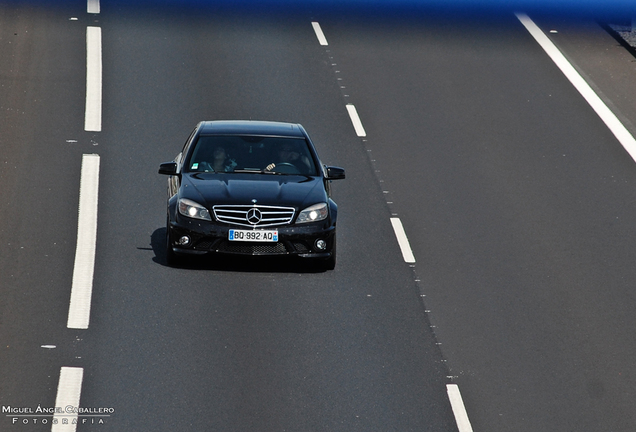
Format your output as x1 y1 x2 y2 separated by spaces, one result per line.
149 227 327 273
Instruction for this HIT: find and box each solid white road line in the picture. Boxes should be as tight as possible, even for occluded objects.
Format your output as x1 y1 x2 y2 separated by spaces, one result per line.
447 384 474 432
87 0 100 14
516 12 636 163
67 154 100 330
85 26 102 132
51 367 84 432
346 104 367 137
390 217 416 263
311 22 328 46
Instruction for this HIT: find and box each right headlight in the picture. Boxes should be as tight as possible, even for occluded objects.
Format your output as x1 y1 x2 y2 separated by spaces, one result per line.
178 198 211 221
297 202 328 223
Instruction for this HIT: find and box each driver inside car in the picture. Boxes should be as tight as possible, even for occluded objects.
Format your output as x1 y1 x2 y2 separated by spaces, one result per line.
265 142 312 174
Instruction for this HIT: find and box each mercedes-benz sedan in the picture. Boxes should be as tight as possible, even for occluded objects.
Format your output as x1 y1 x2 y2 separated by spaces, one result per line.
158 120 345 269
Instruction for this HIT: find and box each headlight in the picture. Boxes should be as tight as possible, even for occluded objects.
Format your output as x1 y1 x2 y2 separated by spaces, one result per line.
297 202 328 223
178 198 211 221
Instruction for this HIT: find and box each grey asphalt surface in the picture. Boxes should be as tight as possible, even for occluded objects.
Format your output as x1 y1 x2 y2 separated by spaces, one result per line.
0 0 93 422
324 11 636 432
1 3 636 432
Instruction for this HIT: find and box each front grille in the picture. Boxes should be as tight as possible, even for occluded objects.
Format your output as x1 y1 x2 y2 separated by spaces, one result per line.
213 205 295 228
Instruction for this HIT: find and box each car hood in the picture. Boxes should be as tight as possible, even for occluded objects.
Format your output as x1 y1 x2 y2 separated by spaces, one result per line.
181 173 326 209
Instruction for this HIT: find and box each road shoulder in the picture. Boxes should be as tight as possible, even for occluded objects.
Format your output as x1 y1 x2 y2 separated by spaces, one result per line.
529 15 636 140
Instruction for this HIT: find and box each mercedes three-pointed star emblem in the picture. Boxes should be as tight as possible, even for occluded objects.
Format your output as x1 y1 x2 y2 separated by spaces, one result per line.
246 208 262 225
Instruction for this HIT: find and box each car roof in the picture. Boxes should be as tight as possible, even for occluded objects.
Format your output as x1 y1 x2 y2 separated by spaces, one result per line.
198 120 306 138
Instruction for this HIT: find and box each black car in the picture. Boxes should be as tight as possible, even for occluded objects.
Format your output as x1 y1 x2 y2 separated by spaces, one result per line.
158 120 345 269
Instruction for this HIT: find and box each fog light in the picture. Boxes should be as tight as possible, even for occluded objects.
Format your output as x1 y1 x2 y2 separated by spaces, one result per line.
178 236 191 246
315 239 327 251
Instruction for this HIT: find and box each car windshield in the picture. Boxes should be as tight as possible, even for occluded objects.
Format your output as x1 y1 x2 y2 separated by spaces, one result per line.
185 135 319 176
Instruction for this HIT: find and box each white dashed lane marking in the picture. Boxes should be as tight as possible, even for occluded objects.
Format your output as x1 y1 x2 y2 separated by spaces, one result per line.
67 154 100 330
311 22 328 46
85 26 102 132
51 367 83 432
390 217 416 263
345 103 367 137
447 384 474 432
87 0 100 14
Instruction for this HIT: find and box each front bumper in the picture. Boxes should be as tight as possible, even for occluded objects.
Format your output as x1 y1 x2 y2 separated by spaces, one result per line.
168 215 335 258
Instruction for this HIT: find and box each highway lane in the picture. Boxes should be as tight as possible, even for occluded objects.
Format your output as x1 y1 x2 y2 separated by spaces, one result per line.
315 10 636 432
67 5 456 431
0 0 98 426
0 5 461 430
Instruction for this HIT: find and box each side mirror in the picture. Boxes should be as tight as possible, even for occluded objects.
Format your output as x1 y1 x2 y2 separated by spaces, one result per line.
325 166 345 180
158 161 178 175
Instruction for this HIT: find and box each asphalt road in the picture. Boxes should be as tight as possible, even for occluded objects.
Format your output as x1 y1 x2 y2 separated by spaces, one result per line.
1 2 636 432
321 10 636 431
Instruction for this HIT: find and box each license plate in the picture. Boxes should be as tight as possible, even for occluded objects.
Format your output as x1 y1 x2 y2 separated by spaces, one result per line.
229 229 278 242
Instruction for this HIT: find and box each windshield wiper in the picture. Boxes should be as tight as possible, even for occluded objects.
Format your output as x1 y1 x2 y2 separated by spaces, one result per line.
234 168 278 174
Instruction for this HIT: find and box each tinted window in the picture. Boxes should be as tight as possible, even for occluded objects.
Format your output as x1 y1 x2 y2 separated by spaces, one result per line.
185 135 318 175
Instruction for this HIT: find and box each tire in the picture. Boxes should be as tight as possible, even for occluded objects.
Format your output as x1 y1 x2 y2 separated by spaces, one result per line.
165 219 181 267
321 235 337 270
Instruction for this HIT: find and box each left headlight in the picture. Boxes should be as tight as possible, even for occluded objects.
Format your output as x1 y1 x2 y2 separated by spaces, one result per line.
178 198 212 221
297 202 328 223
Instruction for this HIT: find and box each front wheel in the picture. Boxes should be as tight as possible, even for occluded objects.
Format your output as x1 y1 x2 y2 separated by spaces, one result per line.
320 236 336 270
165 220 181 267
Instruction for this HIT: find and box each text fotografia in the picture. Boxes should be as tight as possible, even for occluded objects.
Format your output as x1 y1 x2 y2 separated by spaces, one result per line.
4 405 113 425
10 417 107 426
